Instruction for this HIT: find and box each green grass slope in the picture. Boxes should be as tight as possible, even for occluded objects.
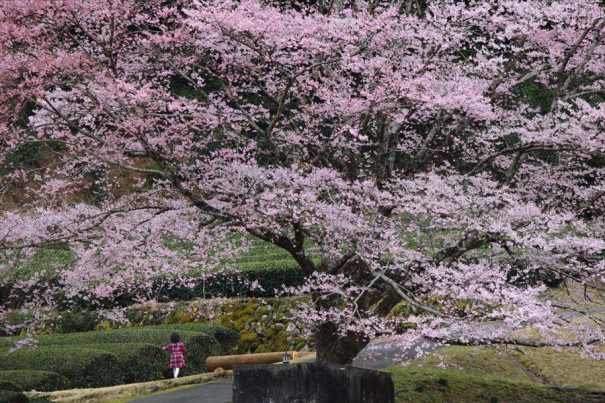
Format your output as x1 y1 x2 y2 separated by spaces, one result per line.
384 345 605 403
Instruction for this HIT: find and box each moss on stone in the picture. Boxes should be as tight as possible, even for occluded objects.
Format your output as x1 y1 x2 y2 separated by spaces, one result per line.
243 299 259 315
265 326 276 339
94 321 116 331
17 296 313 355
240 331 258 342
254 344 271 353
169 308 194 324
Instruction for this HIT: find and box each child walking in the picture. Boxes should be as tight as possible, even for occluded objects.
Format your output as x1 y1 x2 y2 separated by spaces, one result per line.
163 332 186 378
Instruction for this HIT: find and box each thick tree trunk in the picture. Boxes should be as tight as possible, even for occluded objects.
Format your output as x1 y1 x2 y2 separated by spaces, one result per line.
314 322 369 364
312 257 404 364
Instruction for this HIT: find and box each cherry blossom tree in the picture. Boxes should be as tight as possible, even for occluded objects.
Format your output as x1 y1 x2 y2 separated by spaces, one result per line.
1 0 604 363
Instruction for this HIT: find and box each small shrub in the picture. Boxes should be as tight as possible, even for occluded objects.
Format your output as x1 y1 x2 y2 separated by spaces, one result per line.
0 383 18 392
0 347 122 388
56 311 97 334
181 333 221 375
82 343 164 383
0 390 28 403
1 143 43 174
0 371 70 392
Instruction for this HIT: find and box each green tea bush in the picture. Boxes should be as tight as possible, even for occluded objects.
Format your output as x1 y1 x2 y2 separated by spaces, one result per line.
0 347 122 388
0 328 220 375
56 311 97 334
0 383 18 392
0 390 28 403
150 324 239 354
0 371 70 392
3 265 307 313
179 333 221 374
158 264 306 302
81 343 164 383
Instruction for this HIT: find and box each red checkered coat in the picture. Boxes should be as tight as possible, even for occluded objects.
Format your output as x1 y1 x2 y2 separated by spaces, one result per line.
163 341 186 368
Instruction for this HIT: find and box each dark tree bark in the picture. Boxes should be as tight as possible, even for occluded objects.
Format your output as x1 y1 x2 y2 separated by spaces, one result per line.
315 322 369 364
313 258 404 364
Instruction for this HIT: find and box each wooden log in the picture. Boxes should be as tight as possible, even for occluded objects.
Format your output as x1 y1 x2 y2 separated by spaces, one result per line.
206 351 313 371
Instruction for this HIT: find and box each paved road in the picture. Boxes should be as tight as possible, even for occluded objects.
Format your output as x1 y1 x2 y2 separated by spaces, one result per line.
130 380 233 403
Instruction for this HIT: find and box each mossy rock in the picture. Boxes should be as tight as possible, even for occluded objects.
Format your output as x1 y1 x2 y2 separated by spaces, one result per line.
275 331 289 346
94 321 116 331
387 302 413 319
163 308 195 325
242 299 259 315
253 344 272 353
212 297 313 353
233 315 255 331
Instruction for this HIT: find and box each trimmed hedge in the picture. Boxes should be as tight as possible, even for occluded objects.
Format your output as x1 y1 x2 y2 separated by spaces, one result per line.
82 343 164 383
0 347 122 388
157 264 306 302
177 333 220 375
0 383 18 393
0 390 27 403
0 371 69 392
2 259 308 311
235 254 296 263
56 311 97 334
0 328 220 376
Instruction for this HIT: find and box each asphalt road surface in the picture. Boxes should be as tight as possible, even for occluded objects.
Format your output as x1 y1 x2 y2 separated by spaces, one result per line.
130 380 233 403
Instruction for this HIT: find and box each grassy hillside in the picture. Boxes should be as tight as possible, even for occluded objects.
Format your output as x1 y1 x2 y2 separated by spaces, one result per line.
385 345 605 402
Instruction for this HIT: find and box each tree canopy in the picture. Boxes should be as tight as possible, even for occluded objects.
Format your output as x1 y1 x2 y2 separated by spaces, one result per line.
1 0 604 363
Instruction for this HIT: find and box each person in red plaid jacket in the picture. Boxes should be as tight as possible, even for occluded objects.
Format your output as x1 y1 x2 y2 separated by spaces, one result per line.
163 332 186 378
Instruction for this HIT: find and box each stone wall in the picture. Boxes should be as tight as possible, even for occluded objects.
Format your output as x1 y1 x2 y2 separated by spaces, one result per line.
4 297 315 354
122 297 314 354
